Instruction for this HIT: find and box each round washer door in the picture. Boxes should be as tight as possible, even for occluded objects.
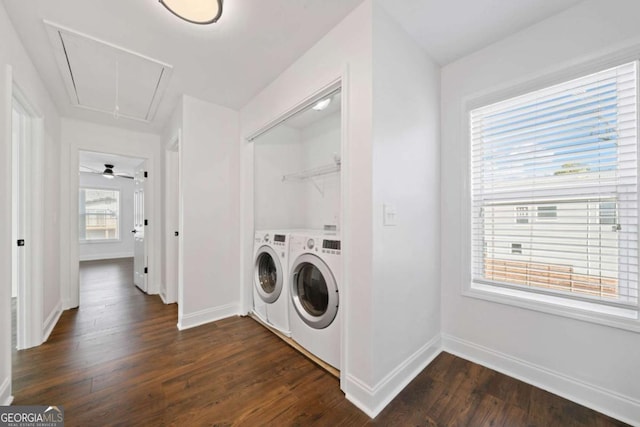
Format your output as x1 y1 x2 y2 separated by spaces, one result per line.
290 253 338 329
254 245 283 303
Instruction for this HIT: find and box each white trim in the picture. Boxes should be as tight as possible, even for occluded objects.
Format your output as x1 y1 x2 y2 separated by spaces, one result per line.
1 64 12 410
177 303 239 331
78 252 133 262
246 78 342 141
42 300 62 342
63 138 160 309
442 333 640 426
0 377 12 406
158 290 168 305
164 131 181 307
12 83 45 350
344 334 442 418
463 286 640 332
43 20 173 123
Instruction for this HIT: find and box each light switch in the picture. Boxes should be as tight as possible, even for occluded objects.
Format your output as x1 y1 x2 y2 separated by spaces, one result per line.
383 204 397 226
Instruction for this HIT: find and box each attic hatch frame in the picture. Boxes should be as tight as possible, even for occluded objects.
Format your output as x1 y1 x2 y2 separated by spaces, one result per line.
43 20 173 123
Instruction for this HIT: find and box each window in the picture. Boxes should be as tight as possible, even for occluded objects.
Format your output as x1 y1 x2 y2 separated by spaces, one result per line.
470 62 638 315
515 206 529 224
536 205 557 219
599 201 617 225
79 188 120 241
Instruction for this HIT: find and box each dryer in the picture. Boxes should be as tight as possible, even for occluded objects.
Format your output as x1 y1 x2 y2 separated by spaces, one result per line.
253 230 291 335
288 232 341 369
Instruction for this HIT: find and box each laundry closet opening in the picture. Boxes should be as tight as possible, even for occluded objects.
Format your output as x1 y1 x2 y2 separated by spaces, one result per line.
251 88 343 375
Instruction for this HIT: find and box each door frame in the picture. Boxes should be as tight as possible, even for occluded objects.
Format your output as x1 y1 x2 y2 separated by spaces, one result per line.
164 130 182 306
11 81 45 350
64 143 158 309
133 161 148 293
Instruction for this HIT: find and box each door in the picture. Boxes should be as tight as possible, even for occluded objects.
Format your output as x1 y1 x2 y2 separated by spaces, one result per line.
133 163 147 292
289 253 339 329
11 104 26 349
254 245 283 303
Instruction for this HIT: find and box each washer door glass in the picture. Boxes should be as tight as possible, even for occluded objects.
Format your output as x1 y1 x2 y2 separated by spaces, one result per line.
290 254 338 329
258 253 277 293
254 246 283 303
296 263 329 316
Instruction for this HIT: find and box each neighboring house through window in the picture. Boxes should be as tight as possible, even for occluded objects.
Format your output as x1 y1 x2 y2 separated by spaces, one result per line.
79 188 120 241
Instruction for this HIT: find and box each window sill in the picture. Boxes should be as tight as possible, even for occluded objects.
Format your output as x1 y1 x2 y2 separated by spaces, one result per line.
464 282 640 333
80 239 122 244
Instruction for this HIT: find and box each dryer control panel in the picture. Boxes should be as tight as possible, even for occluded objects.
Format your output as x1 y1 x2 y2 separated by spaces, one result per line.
322 239 341 255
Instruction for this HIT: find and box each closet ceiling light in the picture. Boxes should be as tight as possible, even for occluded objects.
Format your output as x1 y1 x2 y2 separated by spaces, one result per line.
159 0 223 24
312 98 331 111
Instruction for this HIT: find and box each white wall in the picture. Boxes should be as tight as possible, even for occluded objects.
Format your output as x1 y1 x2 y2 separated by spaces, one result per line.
177 95 241 329
441 0 640 423
60 119 161 309
0 1 61 404
242 0 441 417
369 0 442 407
300 112 342 230
78 172 135 261
240 1 375 413
253 125 306 230
253 112 341 231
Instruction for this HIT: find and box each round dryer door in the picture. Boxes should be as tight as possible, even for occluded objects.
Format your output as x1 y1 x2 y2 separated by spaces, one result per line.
254 245 283 303
290 254 338 329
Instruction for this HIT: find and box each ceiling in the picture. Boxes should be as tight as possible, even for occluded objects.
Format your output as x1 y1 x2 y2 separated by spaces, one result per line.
377 0 584 65
79 151 145 176
3 0 585 134
2 0 365 132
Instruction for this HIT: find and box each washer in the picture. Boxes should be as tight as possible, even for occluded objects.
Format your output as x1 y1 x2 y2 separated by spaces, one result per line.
253 230 291 335
288 232 341 369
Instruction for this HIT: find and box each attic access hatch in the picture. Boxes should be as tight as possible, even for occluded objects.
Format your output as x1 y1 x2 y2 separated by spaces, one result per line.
44 21 173 123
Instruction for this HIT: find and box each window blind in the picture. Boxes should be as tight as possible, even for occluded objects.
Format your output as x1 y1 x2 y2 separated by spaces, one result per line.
470 61 638 308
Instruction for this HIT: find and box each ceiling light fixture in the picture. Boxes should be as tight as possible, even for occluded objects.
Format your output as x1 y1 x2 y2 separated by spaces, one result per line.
102 164 115 179
312 98 331 111
159 0 223 24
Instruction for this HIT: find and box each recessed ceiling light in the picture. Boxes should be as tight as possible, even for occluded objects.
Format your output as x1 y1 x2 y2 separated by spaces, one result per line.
312 98 331 111
159 0 223 25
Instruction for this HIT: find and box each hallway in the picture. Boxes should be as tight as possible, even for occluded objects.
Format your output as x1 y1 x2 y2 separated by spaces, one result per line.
10 259 626 426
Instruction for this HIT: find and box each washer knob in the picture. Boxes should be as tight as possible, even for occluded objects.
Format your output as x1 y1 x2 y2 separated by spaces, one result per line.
264 234 270 242
307 238 315 249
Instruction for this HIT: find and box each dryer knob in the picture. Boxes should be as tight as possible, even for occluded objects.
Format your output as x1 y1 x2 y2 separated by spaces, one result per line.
307 238 315 249
264 234 270 242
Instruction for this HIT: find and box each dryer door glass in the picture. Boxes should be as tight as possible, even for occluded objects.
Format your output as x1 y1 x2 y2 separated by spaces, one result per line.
296 263 329 316
257 253 277 294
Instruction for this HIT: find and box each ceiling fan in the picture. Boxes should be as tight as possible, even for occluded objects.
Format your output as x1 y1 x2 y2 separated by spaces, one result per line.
80 163 134 180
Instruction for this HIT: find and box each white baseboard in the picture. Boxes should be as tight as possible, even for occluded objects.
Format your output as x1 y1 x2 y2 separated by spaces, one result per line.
159 291 168 304
177 303 239 330
0 377 12 406
442 334 640 427
79 252 133 262
42 299 63 342
345 334 442 418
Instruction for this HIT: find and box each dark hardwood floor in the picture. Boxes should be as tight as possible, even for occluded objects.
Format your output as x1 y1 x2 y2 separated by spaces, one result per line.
11 258 628 426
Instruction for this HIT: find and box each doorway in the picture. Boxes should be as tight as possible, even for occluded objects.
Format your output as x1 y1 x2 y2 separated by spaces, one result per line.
164 135 181 305
11 86 44 351
78 151 147 302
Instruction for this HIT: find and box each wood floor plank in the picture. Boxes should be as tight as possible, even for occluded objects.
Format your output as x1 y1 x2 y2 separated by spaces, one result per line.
10 259 630 426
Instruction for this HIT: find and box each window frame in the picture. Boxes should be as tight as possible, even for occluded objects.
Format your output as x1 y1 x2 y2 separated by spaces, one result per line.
79 186 122 243
461 52 640 333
